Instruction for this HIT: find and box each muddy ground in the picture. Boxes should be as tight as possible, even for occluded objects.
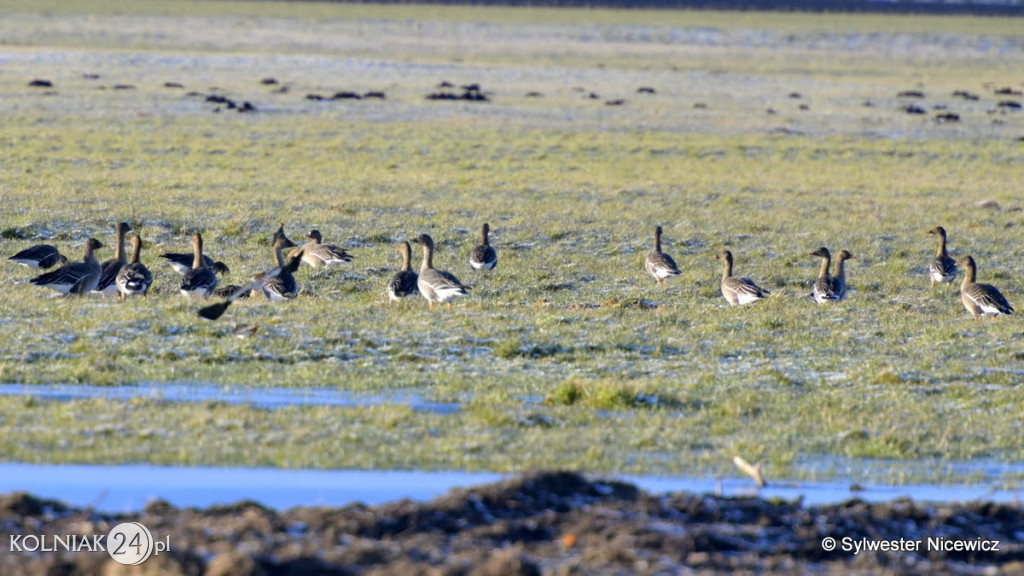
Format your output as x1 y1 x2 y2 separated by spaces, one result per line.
1 472 1022 575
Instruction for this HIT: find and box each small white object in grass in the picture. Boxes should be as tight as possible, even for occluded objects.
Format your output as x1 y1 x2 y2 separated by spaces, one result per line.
732 455 767 487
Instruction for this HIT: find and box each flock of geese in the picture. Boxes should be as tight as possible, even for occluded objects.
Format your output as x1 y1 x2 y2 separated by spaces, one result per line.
641 224 1012 320
5 221 1015 321
5 222 496 319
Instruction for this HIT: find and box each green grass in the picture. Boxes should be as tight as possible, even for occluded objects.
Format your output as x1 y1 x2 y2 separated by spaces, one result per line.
0 1 1023 485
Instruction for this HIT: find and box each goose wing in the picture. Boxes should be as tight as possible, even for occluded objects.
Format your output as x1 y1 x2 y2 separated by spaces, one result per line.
645 250 680 278
812 277 839 303
31 262 95 290
310 243 352 265
419 268 469 301
95 258 125 293
160 253 216 274
965 283 1014 315
9 245 66 268
930 256 957 282
724 276 770 300
181 267 217 293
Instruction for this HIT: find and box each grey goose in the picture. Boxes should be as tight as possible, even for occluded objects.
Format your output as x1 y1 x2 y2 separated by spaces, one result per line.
115 234 153 299
644 226 680 284
928 226 957 287
387 241 419 302
714 250 770 305
959 256 1013 320
468 222 497 271
413 233 469 306
29 238 104 296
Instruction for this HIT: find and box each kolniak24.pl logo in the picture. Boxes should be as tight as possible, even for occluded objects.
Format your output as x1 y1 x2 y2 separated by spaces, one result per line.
9 522 170 565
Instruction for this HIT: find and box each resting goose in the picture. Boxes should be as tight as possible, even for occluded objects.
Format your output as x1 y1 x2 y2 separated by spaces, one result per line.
387 241 419 302
94 222 132 296
413 233 469 306
179 232 218 299
29 238 104 295
159 252 228 276
262 236 300 300
714 250 770 305
468 222 497 271
959 256 1014 320
928 226 957 287
297 229 353 268
8 244 67 269
644 226 680 284
115 234 153 299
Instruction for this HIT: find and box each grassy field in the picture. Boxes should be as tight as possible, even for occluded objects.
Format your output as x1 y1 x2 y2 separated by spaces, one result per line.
1 0 1023 485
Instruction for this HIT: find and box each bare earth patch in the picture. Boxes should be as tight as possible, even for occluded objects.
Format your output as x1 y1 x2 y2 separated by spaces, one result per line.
2 472 1023 575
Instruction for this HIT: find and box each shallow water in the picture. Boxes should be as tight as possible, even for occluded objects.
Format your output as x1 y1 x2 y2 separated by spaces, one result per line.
0 383 460 414
0 463 1019 513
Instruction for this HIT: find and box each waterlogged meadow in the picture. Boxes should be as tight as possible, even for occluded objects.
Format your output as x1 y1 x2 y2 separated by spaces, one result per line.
1 0 1023 485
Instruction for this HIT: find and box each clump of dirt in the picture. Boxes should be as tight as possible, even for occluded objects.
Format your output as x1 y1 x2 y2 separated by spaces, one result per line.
2 471 1022 575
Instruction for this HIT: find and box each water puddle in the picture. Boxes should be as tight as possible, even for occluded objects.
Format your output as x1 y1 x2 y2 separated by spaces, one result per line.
0 383 460 414
0 463 1018 513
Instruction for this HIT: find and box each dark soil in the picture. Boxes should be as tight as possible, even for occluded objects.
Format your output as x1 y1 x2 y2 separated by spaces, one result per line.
2 471 1022 575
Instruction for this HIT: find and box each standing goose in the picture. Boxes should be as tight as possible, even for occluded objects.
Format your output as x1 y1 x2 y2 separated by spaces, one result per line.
8 244 67 269
830 249 854 301
468 222 497 271
29 238 104 295
179 232 218 299
413 233 469 306
810 247 837 304
928 226 957 287
959 256 1014 320
297 229 353 268
94 222 132 296
644 226 680 284
714 250 770 305
262 236 301 300
115 234 153 299
387 241 420 302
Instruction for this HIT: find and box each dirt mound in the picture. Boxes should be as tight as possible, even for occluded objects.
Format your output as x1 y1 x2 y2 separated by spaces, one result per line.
2 471 1022 575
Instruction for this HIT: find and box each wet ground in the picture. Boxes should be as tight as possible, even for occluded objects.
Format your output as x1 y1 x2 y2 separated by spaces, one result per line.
2 471 1022 575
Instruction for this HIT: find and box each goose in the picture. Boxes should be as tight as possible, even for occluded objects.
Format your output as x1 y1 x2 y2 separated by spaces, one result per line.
8 244 67 269
115 234 153 299
413 233 469 306
810 247 837 304
297 229 353 268
830 249 854 301
387 241 419 302
928 226 957 287
159 252 229 276
179 232 218 299
29 238 104 295
94 222 132 296
959 256 1013 320
468 222 497 271
262 236 300 300
644 226 680 284
714 250 770 305
198 257 299 321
